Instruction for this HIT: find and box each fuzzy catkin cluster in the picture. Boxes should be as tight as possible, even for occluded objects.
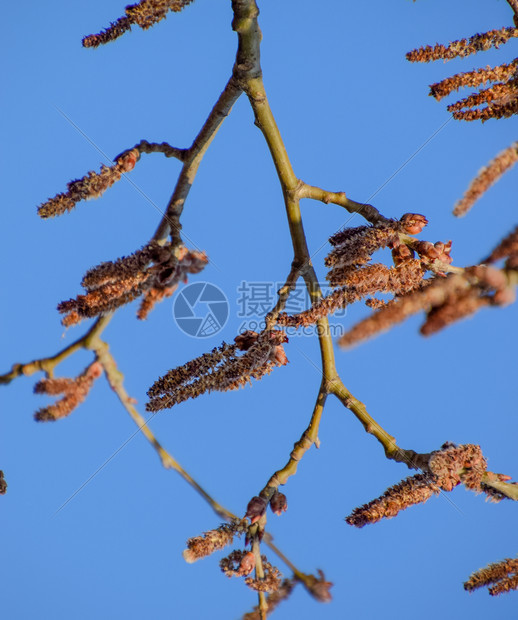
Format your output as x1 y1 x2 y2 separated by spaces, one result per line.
485 224 518 265
339 261 515 348
38 140 183 219
406 27 518 63
447 78 518 122
37 150 139 219
454 143 518 216
220 550 257 579
244 558 282 593
33 362 102 422
58 243 208 326
82 0 195 48
428 442 487 492
325 222 400 270
464 557 518 596
346 443 496 528
220 551 282 593
407 17 518 214
345 473 441 528
277 215 438 329
242 579 296 620
430 60 518 101
146 331 289 412
182 519 247 563
407 14 518 130
301 569 333 603
277 261 426 329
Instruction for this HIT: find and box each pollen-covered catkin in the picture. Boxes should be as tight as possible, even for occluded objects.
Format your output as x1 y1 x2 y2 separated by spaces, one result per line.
406 27 518 63
83 0 196 47
464 557 518 596
34 362 102 422
454 143 518 216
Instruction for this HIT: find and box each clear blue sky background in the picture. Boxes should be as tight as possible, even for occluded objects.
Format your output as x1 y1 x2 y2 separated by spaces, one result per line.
2 1 517 618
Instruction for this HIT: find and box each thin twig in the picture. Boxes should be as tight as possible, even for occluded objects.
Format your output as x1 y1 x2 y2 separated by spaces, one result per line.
152 77 243 243
114 139 187 162
298 183 389 226
88 337 233 519
0 315 111 385
330 377 429 469
507 0 518 24
87 335 311 578
261 386 327 494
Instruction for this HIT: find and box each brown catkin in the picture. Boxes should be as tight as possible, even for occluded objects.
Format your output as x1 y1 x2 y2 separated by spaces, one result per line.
34 362 102 422
81 242 161 290
339 274 469 348
220 550 256 578
136 286 176 320
420 289 489 336
485 225 518 263
447 78 518 119
244 557 282 593
0 471 7 495
489 574 518 596
37 150 139 219
59 245 208 326
279 260 425 328
58 273 151 324
345 474 441 527
454 143 518 216
182 519 247 563
326 223 400 269
430 60 518 101
452 96 518 121
302 570 333 603
146 332 288 412
242 579 296 620
82 17 132 48
33 377 77 395
147 343 237 398
406 27 518 63
83 0 195 47
464 558 518 595
428 443 487 492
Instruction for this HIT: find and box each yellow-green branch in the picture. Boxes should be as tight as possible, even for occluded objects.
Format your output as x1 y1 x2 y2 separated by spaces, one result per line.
261 386 327 495
0 315 111 385
153 77 242 243
298 183 389 225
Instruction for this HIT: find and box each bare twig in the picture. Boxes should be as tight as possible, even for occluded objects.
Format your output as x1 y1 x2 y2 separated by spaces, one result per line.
0 315 111 385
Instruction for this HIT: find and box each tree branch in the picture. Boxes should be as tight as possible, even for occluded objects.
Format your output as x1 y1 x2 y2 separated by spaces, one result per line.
298 183 389 225
115 140 187 162
0 315 111 385
152 77 242 243
87 333 314 590
330 377 430 470
261 386 327 496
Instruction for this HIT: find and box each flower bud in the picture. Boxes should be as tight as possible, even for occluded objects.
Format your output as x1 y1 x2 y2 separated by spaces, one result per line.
238 551 256 576
400 213 428 234
245 496 267 524
118 149 139 172
391 243 414 266
434 240 452 264
269 490 288 516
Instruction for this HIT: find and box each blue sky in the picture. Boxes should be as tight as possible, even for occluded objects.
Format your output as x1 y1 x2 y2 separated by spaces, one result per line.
2 1 517 618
